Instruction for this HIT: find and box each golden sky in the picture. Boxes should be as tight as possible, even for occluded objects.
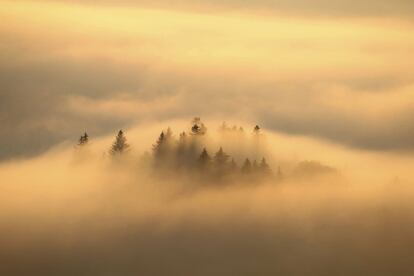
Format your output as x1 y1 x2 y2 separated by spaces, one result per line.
1 0 414 158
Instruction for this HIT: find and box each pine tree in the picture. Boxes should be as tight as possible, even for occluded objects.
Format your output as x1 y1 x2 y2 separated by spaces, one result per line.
110 130 130 155
260 158 272 174
153 129 175 153
198 148 211 169
176 132 187 153
191 117 207 135
152 131 165 158
165 127 173 139
78 132 89 146
176 131 191 168
213 147 229 166
241 158 252 174
219 121 229 132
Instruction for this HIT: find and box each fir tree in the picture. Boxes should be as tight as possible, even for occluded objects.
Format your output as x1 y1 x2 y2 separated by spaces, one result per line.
153 128 175 153
213 147 229 166
191 117 207 135
260 158 271 173
176 132 187 155
152 131 165 158
198 148 211 169
78 132 89 146
241 158 252 174
110 130 130 155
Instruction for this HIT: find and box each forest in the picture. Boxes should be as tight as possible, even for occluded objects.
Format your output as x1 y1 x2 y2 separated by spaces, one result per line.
75 117 336 185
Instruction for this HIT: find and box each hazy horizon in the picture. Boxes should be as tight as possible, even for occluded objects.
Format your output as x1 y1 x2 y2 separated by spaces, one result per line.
1 1 414 275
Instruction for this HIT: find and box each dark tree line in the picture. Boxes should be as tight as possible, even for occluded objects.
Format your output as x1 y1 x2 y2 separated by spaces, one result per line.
76 117 278 181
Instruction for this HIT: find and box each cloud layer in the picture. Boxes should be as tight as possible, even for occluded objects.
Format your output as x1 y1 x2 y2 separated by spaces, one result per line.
1 1 414 160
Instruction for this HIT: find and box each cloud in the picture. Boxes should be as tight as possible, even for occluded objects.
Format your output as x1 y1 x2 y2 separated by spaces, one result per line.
1 1 414 160
0 132 414 275
24 0 414 18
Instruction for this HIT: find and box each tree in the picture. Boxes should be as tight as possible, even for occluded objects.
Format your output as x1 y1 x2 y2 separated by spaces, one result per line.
78 132 89 146
198 148 211 169
110 130 130 155
219 121 229 132
165 127 173 140
176 131 192 168
213 147 229 166
260 158 272 175
153 131 165 158
253 125 261 134
152 129 175 155
191 117 207 135
241 158 252 174
176 132 188 154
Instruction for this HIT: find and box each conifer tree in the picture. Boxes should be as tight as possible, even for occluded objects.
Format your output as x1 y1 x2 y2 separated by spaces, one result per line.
176 132 187 154
260 158 271 173
198 148 211 169
219 121 229 132
213 147 229 166
152 128 176 167
176 132 187 158
259 157 272 174
191 117 207 135
78 132 89 146
110 130 130 155
152 131 165 158
241 158 252 174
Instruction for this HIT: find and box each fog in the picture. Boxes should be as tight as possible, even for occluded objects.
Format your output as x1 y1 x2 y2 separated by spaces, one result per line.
1 119 414 275
2 1 414 274
2 1 414 160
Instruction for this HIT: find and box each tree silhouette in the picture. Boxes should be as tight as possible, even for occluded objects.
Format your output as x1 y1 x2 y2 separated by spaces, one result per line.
152 128 176 167
260 158 271 173
110 130 130 155
178 131 187 145
213 147 229 166
198 148 211 170
253 125 261 134
153 131 165 158
176 131 188 165
78 132 89 146
191 117 207 135
241 158 252 174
